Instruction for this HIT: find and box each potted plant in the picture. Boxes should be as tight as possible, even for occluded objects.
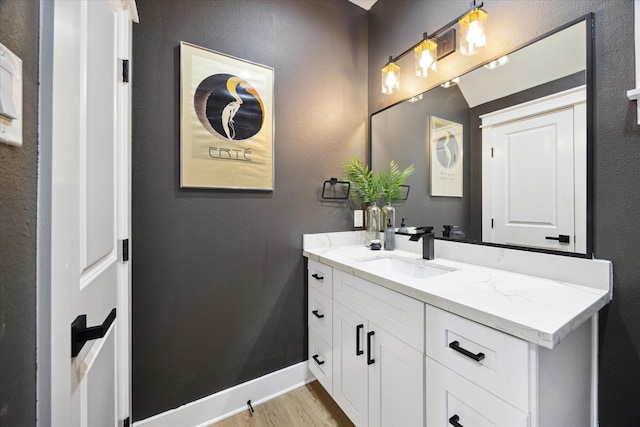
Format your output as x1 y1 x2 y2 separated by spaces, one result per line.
344 157 382 245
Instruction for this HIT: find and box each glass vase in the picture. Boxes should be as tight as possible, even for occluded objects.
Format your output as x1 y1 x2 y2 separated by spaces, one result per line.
365 202 381 246
381 203 396 232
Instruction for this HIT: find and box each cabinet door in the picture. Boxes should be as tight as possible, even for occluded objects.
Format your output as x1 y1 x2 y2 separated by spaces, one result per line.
368 324 423 427
426 358 529 427
333 302 368 426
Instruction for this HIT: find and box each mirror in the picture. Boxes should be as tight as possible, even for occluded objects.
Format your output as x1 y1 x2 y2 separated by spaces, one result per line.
371 16 592 256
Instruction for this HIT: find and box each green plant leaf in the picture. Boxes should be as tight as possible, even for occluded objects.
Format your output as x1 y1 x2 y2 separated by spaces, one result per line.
343 157 381 203
379 160 414 203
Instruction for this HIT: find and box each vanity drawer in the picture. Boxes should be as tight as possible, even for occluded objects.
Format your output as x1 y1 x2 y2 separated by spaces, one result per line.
426 357 529 427
425 304 530 412
308 287 332 344
308 259 333 298
333 269 424 351
308 328 332 394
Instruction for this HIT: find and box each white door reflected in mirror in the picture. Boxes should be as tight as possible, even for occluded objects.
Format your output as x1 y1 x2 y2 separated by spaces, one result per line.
481 86 587 253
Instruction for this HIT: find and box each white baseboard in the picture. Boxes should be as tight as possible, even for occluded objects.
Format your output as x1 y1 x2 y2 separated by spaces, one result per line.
133 361 315 427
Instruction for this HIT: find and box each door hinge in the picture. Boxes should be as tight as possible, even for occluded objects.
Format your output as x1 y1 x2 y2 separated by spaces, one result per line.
491 218 494 228
122 59 129 83
491 147 494 158
119 239 129 262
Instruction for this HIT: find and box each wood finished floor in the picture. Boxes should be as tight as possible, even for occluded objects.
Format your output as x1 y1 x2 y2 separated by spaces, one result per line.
211 381 354 427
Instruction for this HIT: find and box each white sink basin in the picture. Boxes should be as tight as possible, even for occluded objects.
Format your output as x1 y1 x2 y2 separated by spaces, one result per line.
357 255 455 280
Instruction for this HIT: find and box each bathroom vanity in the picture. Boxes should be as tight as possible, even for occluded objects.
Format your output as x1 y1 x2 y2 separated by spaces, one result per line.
303 231 612 427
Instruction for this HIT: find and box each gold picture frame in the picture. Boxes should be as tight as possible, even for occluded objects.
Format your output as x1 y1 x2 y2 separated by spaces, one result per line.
430 116 463 197
180 42 274 190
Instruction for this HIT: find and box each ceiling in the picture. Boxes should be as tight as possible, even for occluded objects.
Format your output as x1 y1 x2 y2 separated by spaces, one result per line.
348 0 378 10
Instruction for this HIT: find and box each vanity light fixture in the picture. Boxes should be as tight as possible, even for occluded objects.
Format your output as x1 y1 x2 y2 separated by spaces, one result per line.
380 1 487 94
484 55 509 70
381 56 401 95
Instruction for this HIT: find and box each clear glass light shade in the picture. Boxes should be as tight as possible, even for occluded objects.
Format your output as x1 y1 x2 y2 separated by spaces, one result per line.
459 8 488 56
484 55 509 69
441 77 460 89
414 39 438 78
381 61 401 95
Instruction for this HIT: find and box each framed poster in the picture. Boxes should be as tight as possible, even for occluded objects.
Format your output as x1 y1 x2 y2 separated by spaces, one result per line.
180 42 274 190
430 116 463 197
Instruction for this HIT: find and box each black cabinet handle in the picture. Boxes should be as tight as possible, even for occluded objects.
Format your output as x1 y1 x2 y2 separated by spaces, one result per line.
312 310 324 319
449 414 463 427
312 354 325 366
71 308 116 357
356 324 364 356
367 331 375 365
545 234 570 243
311 273 324 281
449 340 485 362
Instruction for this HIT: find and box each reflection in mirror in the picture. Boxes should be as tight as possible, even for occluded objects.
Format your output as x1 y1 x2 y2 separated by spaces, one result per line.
371 17 591 256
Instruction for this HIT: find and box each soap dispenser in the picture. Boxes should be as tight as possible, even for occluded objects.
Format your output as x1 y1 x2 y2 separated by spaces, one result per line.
398 218 409 234
384 218 395 250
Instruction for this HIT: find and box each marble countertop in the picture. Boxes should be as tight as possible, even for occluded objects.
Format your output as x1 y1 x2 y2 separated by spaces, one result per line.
303 232 612 349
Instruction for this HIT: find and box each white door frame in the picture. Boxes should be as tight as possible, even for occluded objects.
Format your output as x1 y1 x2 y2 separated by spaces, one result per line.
36 1 138 425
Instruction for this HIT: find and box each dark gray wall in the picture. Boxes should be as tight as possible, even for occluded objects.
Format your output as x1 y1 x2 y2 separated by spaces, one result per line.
131 0 368 420
369 0 640 424
0 0 39 425
371 85 470 236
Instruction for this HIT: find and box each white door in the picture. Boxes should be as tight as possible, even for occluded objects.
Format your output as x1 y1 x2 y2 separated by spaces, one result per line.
332 302 368 426
43 1 135 425
481 86 587 253
368 324 423 427
489 108 576 251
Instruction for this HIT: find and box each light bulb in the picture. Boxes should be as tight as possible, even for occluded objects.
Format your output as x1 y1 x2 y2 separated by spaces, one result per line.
420 51 434 70
385 71 397 88
466 21 483 45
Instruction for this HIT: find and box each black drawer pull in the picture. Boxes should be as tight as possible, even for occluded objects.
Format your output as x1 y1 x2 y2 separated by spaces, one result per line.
545 234 570 243
311 273 324 281
312 310 324 319
356 324 364 356
449 340 485 362
367 331 375 365
312 354 325 366
449 414 463 427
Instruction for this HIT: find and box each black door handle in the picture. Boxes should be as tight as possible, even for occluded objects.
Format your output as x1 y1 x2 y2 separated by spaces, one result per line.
367 331 375 365
449 414 463 426
449 340 485 362
356 324 364 356
545 234 570 243
312 354 325 366
71 308 116 357
311 273 324 281
312 310 325 319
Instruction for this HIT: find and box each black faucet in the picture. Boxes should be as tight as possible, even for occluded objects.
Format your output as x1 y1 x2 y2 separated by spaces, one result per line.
409 226 435 260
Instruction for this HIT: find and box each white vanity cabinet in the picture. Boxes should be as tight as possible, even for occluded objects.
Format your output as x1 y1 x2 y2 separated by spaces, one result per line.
307 258 425 427
306 260 598 427
425 304 595 427
307 259 334 392
304 232 610 427
332 270 424 427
